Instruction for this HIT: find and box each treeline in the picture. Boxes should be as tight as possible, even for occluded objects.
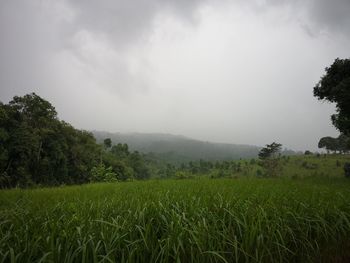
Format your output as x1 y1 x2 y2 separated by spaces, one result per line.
92 131 264 164
0 92 289 188
0 93 151 188
95 140 150 182
318 135 350 153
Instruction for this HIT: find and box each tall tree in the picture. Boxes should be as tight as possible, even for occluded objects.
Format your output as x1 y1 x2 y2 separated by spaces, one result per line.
258 142 282 159
318 135 350 153
258 142 282 177
0 93 100 187
103 138 112 150
314 58 350 135
318 136 337 153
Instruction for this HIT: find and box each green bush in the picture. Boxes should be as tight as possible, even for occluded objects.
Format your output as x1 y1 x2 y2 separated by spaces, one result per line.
90 164 117 182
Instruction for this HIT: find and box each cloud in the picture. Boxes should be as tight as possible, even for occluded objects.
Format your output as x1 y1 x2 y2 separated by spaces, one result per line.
262 0 350 36
0 0 74 98
307 0 350 35
0 0 349 151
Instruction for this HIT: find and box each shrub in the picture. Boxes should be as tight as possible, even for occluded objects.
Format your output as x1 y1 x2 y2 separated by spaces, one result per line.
90 164 117 182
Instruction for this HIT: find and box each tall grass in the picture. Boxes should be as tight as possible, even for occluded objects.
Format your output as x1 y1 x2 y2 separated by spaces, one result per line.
1 155 350 262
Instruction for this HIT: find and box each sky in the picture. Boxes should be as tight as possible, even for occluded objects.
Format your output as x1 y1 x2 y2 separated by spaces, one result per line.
1 0 349 151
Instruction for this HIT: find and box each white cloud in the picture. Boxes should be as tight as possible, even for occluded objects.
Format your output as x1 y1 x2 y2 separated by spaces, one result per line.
1 0 349 151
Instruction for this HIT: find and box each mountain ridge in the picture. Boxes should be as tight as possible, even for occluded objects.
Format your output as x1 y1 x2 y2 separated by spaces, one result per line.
92 131 264 163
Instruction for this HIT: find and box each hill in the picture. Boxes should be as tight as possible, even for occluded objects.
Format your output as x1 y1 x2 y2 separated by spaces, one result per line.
93 131 264 163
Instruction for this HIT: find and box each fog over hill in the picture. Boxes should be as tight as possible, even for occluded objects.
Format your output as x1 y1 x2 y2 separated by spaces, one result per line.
93 131 296 163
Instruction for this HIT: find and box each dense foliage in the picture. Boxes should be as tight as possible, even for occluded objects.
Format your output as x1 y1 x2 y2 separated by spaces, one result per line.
314 58 350 135
0 93 101 188
0 93 151 188
318 134 350 153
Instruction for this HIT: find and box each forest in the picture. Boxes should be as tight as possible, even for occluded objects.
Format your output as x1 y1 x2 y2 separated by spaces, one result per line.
0 93 155 188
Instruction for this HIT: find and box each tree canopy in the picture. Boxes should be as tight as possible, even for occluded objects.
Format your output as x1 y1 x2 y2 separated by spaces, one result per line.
318 134 350 153
258 142 282 177
313 58 350 135
0 93 102 187
0 93 151 188
258 142 282 160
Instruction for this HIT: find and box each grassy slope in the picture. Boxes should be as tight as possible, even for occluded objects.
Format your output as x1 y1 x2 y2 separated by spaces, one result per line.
1 155 350 262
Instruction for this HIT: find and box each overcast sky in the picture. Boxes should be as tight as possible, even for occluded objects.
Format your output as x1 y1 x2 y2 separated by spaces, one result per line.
1 0 349 151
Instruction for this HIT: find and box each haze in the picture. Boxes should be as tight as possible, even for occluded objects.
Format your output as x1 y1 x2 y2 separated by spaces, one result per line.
1 0 349 151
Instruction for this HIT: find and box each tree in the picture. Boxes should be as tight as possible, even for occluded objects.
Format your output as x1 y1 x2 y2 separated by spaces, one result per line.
90 163 117 182
128 151 150 180
314 58 350 135
0 93 154 188
0 93 101 188
318 135 350 153
111 143 129 158
103 138 112 150
258 142 282 159
318 136 337 153
258 142 282 177
338 134 350 153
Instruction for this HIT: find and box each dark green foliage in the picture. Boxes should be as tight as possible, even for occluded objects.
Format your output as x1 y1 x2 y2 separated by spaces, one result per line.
90 164 117 182
0 93 157 187
318 134 350 153
111 143 129 158
128 151 150 180
0 93 101 187
258 142 282 159
314 58 350 135
103 138 112 149
338 134 350 152
258 142 282 177
103 150 134 181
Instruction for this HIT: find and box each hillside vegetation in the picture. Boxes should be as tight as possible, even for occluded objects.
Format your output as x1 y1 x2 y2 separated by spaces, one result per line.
1 154 350 262
93 131 295 164
0 94 155 188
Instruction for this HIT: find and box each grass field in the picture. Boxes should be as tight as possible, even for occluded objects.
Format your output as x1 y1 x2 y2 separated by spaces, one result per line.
1 155 350 262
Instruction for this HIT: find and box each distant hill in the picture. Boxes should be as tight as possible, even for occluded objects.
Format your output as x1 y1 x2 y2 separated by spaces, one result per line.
92 131 264 163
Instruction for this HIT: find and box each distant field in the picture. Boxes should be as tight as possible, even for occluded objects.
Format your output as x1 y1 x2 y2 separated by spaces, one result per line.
1 155 350 262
